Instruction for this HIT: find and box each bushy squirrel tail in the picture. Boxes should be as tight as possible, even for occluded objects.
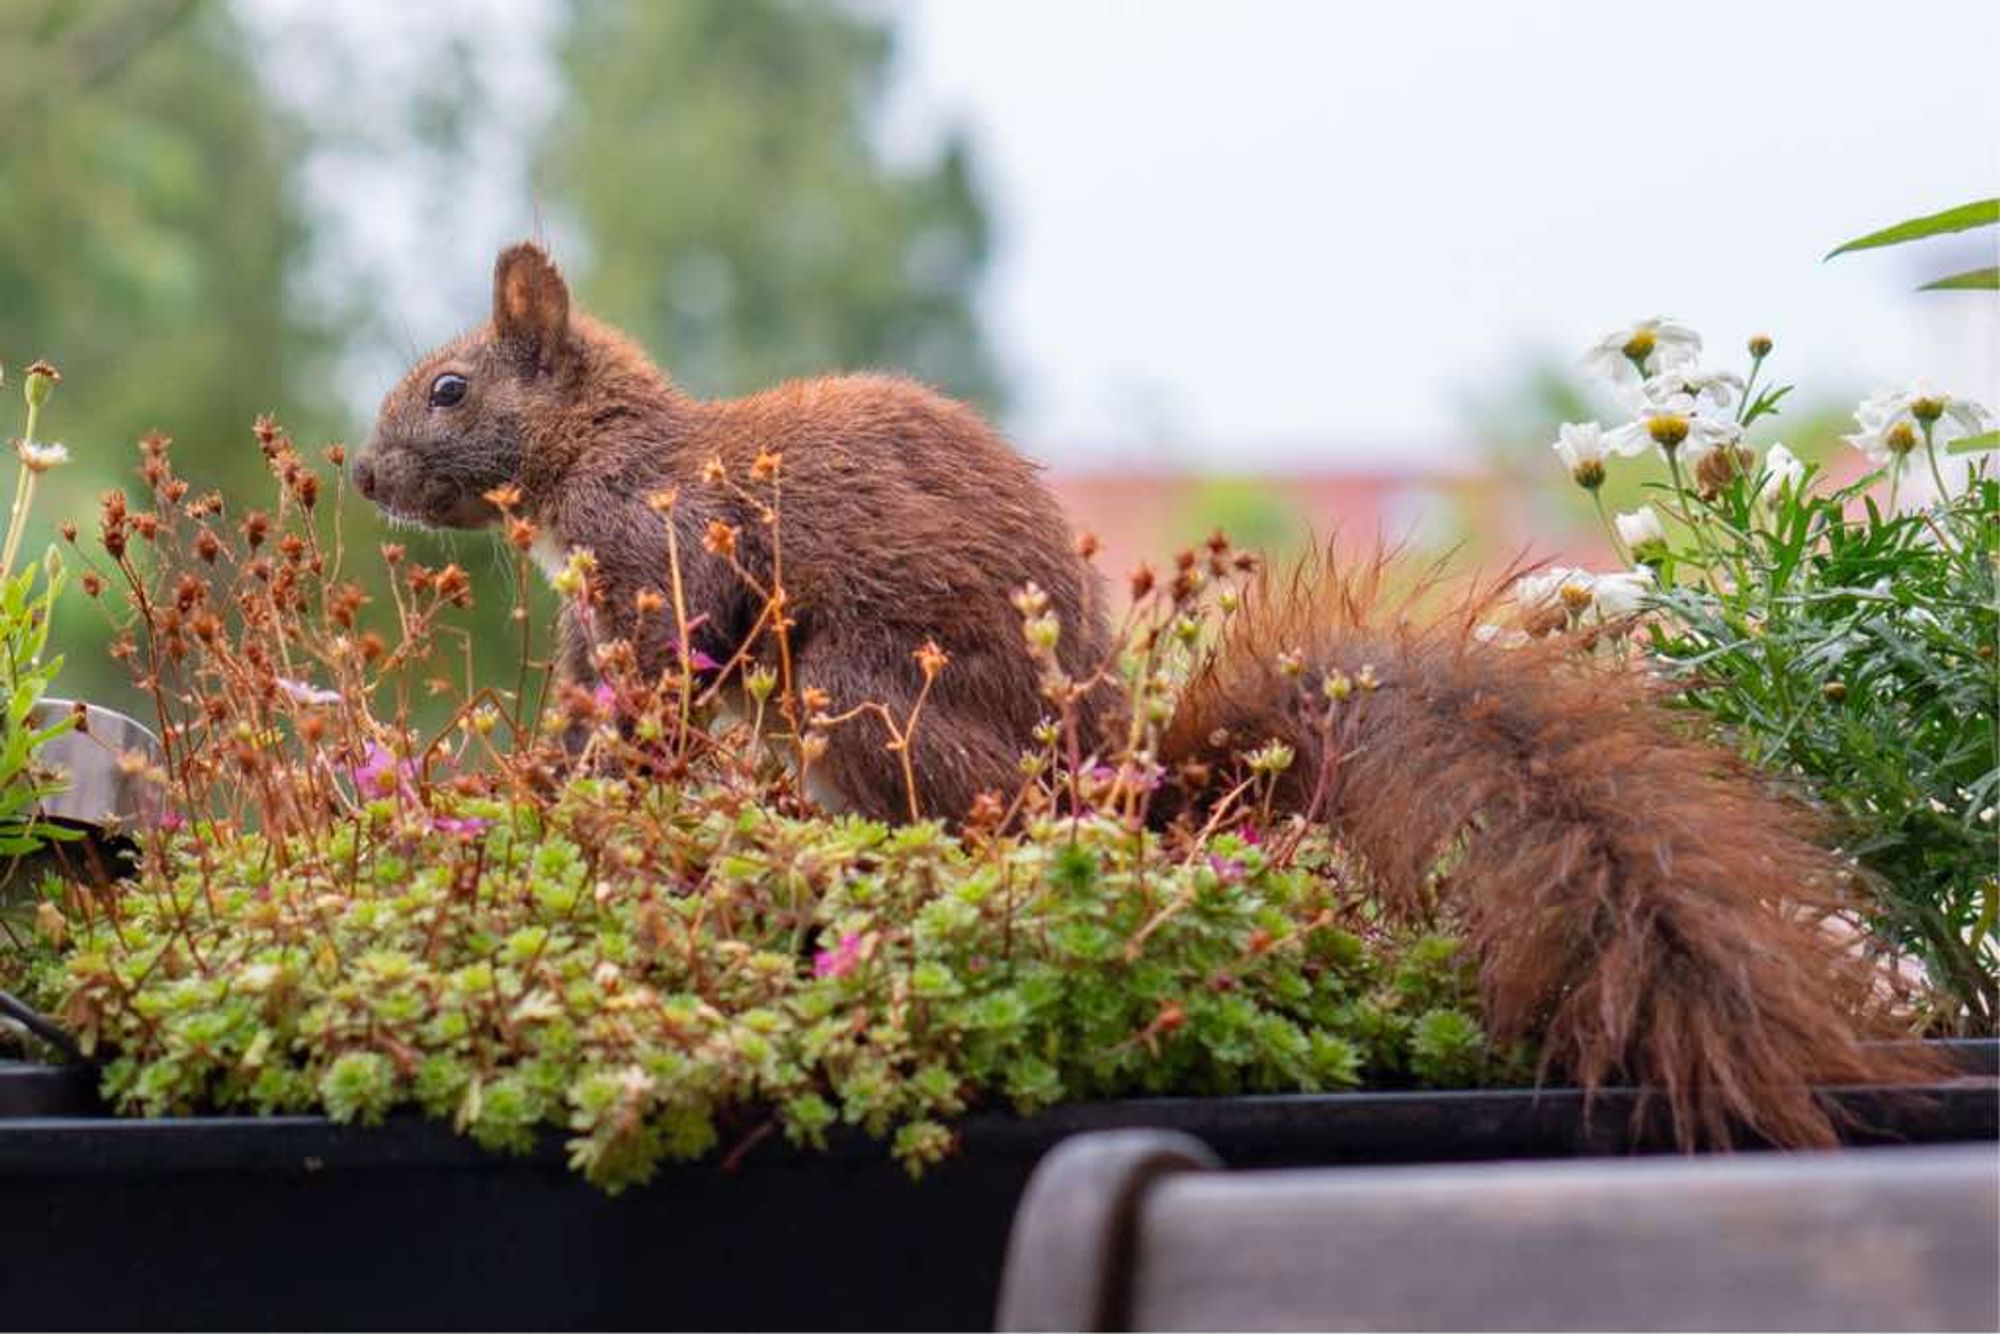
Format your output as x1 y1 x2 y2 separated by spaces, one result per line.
1160 550 1946 1148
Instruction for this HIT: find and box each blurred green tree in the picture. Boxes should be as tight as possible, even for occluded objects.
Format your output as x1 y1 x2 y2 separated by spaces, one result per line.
538 0 1003 409
0 0 333 710
0 1 333 465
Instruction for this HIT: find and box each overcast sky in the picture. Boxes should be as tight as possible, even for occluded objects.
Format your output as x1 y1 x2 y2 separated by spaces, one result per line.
885 0 1999 468
250 0 1999 472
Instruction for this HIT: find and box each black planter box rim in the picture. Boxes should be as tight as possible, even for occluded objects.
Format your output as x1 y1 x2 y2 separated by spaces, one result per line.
3 1037 1993 1174
1 1041 1991 1331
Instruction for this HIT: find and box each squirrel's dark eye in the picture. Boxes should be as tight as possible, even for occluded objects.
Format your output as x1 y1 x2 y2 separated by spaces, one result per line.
429 374 468 408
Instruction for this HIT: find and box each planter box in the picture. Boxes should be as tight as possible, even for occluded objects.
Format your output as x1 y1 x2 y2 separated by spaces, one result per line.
1 1043 1993 1331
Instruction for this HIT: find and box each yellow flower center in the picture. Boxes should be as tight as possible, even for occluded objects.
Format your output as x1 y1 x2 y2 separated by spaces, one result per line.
1886 421 1919 455
1646 414 1690 449
1559 582 1594 613
1909 396 1945 425
1621 330 1657 363
1571 459 1605 491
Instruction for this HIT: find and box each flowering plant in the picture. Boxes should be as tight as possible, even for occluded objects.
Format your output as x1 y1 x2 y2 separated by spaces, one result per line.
1534 322 1997 1030
0 360 80 935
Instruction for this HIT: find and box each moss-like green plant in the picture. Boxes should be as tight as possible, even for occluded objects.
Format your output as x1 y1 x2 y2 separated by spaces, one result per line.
29 794 1499 1190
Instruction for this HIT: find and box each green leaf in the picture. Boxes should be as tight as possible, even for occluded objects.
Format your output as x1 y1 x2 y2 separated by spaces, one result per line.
1920 266 2000 292
1946 430 2000 456
1826 199 1999 259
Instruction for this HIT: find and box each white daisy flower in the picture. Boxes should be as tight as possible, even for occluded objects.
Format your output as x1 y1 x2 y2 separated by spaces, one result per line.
15 440 68 473
1550 421 1645 488
1844 382 1991 472
1589 569 1656 619
1614 506 1668 558
1755 443 1806 507
1631 366 1747 416
1605 393 1743 468
1582 318 1703 386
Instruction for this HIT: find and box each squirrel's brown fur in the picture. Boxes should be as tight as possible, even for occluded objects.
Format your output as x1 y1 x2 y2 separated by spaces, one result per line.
1161 554 1944 1149
360 243 1107 818
358 241 1943 1149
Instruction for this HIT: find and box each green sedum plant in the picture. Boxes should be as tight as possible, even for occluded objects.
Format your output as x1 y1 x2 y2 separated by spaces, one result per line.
32 799 1493 1190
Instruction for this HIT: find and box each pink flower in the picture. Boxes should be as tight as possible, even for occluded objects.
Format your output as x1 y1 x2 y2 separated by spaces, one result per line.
1084 761 1161 792
276 676 342 707
434 815 490 838
672 614 720 673
158 810 187 834
349 743 417 800
1208 854 1246 882
812 933 864 980
591 682 618 715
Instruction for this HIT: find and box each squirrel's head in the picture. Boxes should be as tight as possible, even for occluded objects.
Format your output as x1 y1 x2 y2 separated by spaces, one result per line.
354 242 575 528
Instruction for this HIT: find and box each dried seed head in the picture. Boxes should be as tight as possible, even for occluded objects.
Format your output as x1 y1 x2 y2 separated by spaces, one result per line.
702 521 739 558
1695 443 1754 499
483 483 524 512
914 639 949 678
433 564 472 607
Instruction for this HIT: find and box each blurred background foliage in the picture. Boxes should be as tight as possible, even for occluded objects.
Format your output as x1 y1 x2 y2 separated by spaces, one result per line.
0 0 1003 720
543 0 1001 407
0 0 1879 726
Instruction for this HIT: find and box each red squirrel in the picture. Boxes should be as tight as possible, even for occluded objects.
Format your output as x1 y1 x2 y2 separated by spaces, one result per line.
356 241 1940 1150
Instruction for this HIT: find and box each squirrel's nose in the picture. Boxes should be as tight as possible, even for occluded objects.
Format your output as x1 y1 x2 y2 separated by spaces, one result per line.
353 456 377 500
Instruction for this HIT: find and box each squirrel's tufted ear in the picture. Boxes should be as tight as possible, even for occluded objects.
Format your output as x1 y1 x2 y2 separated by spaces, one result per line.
492 242 571 371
